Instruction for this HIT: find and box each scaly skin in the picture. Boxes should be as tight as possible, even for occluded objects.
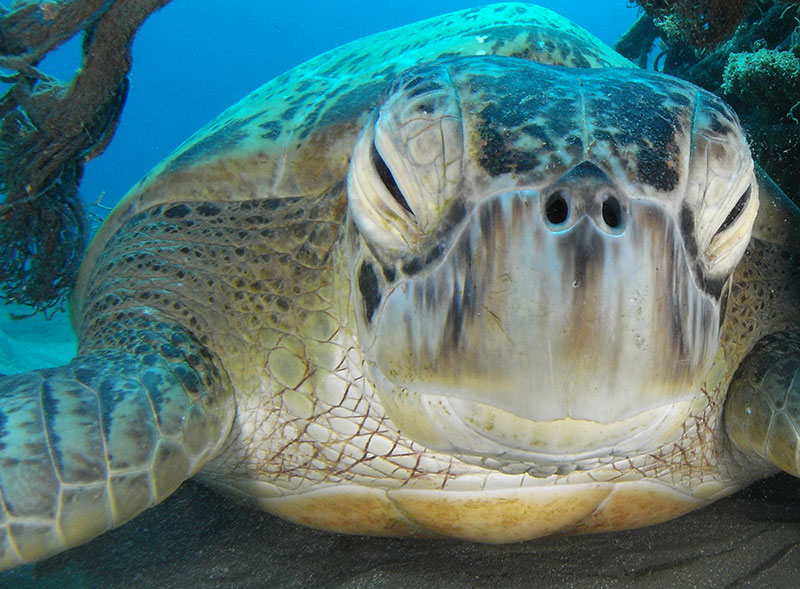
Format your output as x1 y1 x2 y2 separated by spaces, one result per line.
723 172 800 477
726 330 800 475
0 315 233 569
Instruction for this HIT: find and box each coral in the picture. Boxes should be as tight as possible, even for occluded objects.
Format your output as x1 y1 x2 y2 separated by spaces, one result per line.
614 14 662 68
722 49 800 115
720 45 800 198
633 0 754 50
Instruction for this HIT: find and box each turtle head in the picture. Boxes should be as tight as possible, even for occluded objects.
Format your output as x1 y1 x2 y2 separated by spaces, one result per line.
346 57 757 475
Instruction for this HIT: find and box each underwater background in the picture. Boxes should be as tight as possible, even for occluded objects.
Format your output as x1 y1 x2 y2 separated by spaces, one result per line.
2 1 800 586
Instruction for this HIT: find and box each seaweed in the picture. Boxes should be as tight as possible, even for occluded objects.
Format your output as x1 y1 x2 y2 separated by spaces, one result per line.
0 0 173 316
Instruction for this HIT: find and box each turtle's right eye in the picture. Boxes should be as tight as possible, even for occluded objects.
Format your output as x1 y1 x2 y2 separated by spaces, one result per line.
347 64 463 254
371 141 413 215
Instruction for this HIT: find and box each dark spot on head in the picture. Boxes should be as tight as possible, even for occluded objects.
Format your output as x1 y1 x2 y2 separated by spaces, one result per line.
443 271 473 350
310 78 389 132
425 243 445 266
164 204 191 219
570 51 591 69
382 265 396 282
358 262 381 323
168 113 259 171
396 74 436 97
707 113 731 135
281 104 300 121
638 147 679 192
669 91 692 107
402 256 423 276
679 204 727 298
703 276 727 300
258 120 282 141
587 71 688 192
702 96 737 137
479 202 493 237
680 204 698 260
468 61 577 177
0 409 7 452
443 199 467 229
197 203 220 217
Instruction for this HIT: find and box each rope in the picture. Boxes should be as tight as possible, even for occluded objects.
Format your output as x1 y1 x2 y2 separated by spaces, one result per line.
0 0 172 315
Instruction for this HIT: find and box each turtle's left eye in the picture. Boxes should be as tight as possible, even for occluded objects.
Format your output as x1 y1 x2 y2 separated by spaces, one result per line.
703 177 758 277
371 141 414 215
713 184 751 238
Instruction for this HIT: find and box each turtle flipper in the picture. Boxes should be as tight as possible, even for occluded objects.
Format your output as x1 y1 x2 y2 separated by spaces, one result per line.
0 318 234 569
725 331 800 476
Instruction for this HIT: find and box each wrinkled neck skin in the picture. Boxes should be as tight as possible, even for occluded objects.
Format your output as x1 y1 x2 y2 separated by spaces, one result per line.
343 56 762 497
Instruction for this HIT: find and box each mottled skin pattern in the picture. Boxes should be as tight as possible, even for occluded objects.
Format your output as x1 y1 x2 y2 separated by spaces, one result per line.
0 2 799 570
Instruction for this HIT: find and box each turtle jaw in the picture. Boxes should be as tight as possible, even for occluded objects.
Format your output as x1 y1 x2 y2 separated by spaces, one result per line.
371 383 694 475
359 188 723 471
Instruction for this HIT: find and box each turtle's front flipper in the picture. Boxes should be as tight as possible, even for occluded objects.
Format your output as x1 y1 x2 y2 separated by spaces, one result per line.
725 331 800 476
0 316 234 570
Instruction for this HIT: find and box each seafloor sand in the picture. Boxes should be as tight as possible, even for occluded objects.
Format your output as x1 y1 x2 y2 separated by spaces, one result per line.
0 303 76 374
1 306 798 588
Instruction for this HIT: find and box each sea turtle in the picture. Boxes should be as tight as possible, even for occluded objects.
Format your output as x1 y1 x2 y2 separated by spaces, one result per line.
1 2 799 569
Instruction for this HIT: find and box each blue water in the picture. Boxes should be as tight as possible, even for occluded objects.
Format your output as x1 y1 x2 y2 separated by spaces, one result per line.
39 1 639 212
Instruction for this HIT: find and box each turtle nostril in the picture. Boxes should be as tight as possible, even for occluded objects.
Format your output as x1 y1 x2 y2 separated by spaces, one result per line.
545 192 569 225
602 195 622 229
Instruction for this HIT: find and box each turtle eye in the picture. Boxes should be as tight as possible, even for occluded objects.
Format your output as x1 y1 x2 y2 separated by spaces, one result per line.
713 185 751 237
371 141 413 215
703 178 757 277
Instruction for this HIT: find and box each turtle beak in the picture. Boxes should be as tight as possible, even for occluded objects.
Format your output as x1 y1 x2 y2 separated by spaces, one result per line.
366 161 722 464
